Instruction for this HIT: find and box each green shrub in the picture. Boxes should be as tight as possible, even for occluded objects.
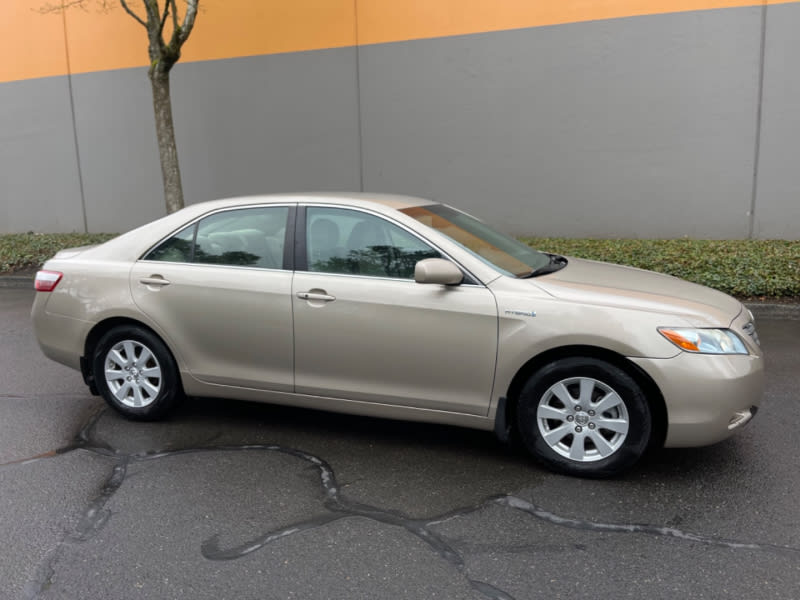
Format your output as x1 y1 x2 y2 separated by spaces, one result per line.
0 233 116 274
2 233 798 299
521 238 800 298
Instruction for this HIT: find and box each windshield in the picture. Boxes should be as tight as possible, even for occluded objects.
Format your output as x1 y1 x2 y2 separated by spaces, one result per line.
400 204 553 277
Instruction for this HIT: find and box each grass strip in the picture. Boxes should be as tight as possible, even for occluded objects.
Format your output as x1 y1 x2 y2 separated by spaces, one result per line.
522 238 800 298
0 233 116 274
1 233 798 299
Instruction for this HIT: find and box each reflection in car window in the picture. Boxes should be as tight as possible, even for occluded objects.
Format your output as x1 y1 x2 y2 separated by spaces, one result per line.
306 207 440 278
145 206 289 269
401 204 550 277
145 226 195 263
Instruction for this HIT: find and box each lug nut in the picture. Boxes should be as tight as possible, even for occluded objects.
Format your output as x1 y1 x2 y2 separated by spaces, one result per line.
588 410 595 417
567 415 574 422
575 406 582 412
575 426 583 433
588 423 596 430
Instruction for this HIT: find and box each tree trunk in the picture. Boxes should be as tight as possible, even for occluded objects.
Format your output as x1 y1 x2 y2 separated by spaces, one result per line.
149 70 184 214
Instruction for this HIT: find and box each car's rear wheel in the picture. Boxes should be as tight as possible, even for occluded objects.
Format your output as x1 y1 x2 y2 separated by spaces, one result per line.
92 325 182 420
516 357 651 478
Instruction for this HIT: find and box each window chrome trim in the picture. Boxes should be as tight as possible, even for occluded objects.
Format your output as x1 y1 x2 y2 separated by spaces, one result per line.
292 269 471 285
139 203 296 271
135 260 292 275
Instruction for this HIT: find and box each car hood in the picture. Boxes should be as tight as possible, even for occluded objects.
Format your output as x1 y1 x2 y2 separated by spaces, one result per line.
534 257 743 327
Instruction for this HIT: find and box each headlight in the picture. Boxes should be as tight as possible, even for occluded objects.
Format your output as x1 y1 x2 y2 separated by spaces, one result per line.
658 328 748 355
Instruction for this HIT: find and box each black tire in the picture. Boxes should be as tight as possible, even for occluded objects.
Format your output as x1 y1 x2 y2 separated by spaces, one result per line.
516 357 651 478
92 325 183 421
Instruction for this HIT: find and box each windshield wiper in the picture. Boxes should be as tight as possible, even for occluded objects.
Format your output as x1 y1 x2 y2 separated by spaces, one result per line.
521 253 568 278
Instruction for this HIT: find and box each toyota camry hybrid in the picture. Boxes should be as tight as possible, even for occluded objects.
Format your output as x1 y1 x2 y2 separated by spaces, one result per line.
31 193 763 477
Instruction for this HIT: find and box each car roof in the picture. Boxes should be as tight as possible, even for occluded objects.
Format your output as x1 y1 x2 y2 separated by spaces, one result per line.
49 191 507 286
76 193 441 264
183 192 438 213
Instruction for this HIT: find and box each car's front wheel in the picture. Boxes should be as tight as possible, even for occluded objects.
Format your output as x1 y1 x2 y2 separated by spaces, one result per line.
516 357 652 478
92 325 182 420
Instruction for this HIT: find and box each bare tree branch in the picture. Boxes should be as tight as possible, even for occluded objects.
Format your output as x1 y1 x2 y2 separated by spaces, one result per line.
119 0 147 28
142 0 166 62
141 0 157 26
169 0 179 37
177 0 198 45
40 0 201 213
158 0 170 36
38 0 88 14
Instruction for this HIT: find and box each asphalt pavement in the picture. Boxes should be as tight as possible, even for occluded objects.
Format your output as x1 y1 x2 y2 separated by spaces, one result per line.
1 287 799 600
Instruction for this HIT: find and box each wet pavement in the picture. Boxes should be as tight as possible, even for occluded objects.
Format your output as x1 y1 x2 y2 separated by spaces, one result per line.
1 288 799 600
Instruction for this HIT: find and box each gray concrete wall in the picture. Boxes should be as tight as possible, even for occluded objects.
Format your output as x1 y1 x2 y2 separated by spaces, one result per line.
0 77 85 232
70 48 362 233
172 49 362 205
360 7 764 238
753 3 800 239
70 69 165 233
0 4 798 239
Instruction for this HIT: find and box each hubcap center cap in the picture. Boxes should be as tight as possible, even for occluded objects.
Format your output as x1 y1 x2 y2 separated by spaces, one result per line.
574 412 590 426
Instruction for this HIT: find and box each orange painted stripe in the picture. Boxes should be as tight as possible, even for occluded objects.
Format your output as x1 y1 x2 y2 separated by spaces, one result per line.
2 0 798 84
0 3 68 83
357 0 795 45
1 0 356 83
62 0 357 76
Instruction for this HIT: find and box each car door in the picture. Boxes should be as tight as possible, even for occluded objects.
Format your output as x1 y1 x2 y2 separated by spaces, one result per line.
130 205 294 392
293 205 498 416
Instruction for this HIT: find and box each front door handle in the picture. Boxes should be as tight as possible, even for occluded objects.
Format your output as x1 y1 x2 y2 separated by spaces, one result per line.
139 276 171 287
296 291 336 302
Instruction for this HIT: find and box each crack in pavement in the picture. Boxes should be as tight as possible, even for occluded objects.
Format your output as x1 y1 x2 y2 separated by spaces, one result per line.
21 460 129 600
0 449 60 468
13 408 800 599
0 407 112 469
494 496 800 556
18 410 120 599
0 393 97 400
70 459 128 543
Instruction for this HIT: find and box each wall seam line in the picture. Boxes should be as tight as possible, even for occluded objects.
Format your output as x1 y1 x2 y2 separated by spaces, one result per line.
354 0 365 193
749 1 768 239
61 3 88 234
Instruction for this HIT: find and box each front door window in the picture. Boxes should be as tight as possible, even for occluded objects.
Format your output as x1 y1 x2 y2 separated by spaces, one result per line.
305 207 440 278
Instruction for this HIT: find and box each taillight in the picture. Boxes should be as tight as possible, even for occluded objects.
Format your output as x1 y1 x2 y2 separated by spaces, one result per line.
35 270 63 292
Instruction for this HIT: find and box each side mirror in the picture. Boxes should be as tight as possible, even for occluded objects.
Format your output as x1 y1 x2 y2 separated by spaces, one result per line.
414 258 463 285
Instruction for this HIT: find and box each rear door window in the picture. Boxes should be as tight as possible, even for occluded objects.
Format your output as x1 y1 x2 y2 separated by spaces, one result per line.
144 206 290 269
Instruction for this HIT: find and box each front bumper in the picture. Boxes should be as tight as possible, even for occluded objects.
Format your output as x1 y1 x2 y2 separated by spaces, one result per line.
630 351 764 447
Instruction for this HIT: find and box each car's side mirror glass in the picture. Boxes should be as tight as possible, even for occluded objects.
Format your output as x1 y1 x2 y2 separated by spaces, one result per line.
414 258 463 285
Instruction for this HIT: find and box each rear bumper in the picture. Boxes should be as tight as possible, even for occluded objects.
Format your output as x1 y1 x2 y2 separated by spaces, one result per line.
630 351 764 447
31 293 90 372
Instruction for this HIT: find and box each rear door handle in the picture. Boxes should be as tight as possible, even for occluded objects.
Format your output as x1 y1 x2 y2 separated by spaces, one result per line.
139 276 171 287
296 291 336 302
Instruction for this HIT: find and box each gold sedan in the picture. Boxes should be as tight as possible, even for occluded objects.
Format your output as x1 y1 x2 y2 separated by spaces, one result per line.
32 194 763 477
